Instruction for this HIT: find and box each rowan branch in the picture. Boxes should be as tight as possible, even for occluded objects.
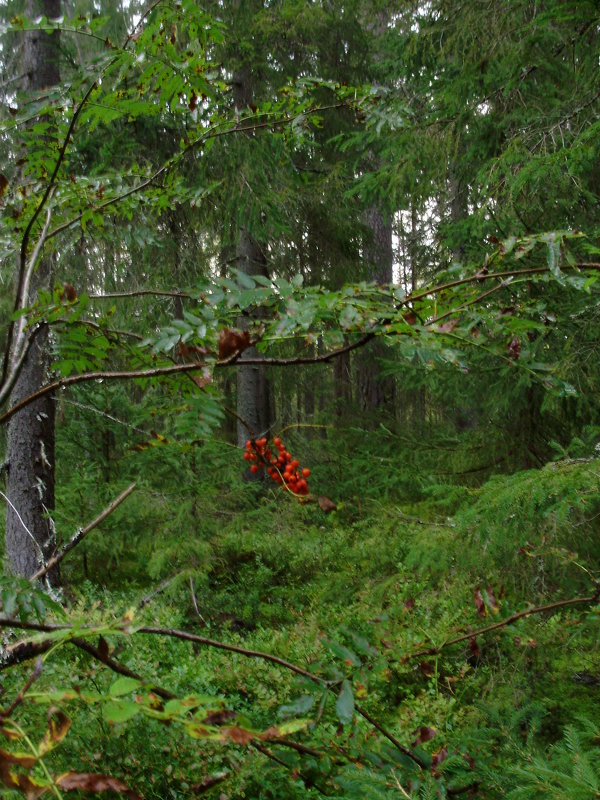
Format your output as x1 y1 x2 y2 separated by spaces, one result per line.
0 335 375 426
0 615 426 769
0 660 42 720
29 483 137 582
70 637 175 700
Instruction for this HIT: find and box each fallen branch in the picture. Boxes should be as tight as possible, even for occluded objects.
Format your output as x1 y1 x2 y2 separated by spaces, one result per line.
404 590 600 661
30 483 136 582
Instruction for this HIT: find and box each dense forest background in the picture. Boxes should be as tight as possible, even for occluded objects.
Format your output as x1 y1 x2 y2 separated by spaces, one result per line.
0 1 599 798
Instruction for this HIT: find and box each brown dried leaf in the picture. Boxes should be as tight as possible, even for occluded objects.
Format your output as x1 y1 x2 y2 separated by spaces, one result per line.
16 773 47 800
473 587 487 617
62 283 77 302
201 710 236 726
435 319 457 334
403 597 415 612
318 496 337 513
468 636 480 659
508 336 521 360
97 636 110 661
431 745 449 774
412 726 436 747
220 726 254 745
218 328 251 360
419 661 434 678
0 174 8 198
0 748 36 768
38 708 70 756
56 772 141 799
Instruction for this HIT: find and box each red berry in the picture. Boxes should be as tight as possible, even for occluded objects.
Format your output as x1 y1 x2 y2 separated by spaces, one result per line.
302 468 310 478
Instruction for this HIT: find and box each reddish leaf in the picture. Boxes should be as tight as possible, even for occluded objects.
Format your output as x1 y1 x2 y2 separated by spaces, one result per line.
436 319 457 334
508 336 521 359
218 328 251 360
419 661 434 677
38 708 71 756
0 748 36 768
16 773 47 800
201 710 236 726
220 726 254 745
473 587 487 617
188 91 197 111
56 772 140 799
403 597 415 612
468 636 480 659
318 496 337 513
431 746 449 775
412 726 436 746
464 752 476 770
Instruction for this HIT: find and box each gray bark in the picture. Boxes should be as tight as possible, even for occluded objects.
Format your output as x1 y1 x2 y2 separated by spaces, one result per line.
5 0 60 580
235 229 270 448
232 66 271 450
358 203 395 412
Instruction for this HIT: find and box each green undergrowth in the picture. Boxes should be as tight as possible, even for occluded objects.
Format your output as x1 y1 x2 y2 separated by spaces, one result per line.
2 440 600 798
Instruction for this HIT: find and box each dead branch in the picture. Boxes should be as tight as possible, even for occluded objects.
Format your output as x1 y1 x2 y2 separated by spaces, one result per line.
30 483 136 582
404 590 600 661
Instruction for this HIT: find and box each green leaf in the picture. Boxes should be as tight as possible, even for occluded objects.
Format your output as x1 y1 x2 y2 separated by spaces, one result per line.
546 238 563 283
103 700 140 724
109 677 142 697
279 695 316 718
335 680 354 726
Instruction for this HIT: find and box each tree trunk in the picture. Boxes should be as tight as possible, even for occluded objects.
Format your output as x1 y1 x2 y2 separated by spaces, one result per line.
235 230 270 449
5 0 60 581
231 66 271 451
357 202 395 412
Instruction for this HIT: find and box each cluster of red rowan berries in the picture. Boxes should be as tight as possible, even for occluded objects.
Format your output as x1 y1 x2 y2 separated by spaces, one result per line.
243 436 310 495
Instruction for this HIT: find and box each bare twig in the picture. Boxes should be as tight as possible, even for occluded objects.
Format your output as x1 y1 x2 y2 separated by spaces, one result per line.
138 572 182 608
189 577 207 625
29 483 136 582
354 703 426 768
0 659 42 720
